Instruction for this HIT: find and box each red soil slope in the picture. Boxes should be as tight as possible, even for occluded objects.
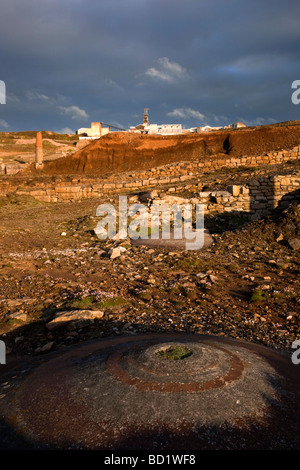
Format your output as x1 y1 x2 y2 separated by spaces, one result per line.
23 124 300 177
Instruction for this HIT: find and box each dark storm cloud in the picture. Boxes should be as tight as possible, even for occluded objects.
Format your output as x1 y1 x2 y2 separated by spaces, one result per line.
0 0 299 132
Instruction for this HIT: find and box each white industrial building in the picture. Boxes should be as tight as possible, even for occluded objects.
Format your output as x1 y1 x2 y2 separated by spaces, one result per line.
76 122 110 140
129 109 183 135
144 123 182 135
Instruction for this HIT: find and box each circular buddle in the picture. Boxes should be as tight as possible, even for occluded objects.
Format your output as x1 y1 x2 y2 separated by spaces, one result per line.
105 340 244 392
0 333 299 450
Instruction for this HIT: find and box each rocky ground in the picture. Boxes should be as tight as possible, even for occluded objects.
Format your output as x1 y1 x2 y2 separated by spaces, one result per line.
0 130 77 166
0 181 299 360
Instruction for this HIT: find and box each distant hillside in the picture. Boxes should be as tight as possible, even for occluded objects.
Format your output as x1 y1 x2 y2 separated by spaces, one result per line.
21 122 300 177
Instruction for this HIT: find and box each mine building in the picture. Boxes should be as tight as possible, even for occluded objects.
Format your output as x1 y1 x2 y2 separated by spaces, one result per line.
129 109 183 135
76 122 110 140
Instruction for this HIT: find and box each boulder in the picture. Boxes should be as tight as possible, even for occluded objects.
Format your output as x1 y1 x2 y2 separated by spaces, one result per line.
139 190 158 203
109 246 127 259
288 238 300 250
46 310 105 331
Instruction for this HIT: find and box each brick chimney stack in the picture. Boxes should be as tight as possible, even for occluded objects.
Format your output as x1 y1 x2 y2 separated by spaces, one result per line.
35 131 43 168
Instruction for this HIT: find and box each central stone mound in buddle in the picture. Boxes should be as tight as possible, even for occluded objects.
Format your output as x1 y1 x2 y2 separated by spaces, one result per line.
0 333 299 450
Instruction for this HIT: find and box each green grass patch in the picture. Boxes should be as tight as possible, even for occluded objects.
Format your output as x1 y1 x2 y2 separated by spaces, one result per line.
273 291 296 300
70 295 96 309
250 290 269 302
67 294 129 311
156 345 193 360
42 140 57 150
139 291 152 301
98 296 128 310
173 257 204 271
0 194 42 209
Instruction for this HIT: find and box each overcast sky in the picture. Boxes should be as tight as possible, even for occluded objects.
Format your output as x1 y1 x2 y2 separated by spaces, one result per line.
0 0 299 133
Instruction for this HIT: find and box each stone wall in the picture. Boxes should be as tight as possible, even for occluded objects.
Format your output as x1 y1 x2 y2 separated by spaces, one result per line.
186 174 299 217
0 145 299 219
0 161 27 175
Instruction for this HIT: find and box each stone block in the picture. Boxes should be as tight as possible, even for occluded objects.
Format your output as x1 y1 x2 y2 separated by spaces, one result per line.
29 189 46 196
199 192 211 198
240 187 250 195
228 185 241 196
180 175 190 181
37 195 51 202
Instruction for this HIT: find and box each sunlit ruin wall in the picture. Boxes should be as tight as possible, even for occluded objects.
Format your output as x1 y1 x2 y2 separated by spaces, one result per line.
0 145 299 219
